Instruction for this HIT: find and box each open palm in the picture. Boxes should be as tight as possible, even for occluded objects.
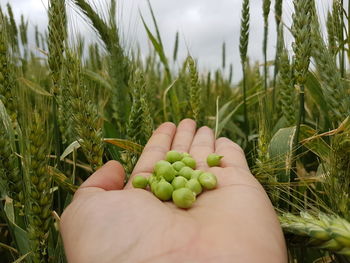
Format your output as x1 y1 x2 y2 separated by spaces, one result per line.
60 119 287 263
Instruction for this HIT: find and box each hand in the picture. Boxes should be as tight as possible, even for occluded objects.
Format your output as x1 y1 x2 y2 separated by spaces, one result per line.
60 119 287 263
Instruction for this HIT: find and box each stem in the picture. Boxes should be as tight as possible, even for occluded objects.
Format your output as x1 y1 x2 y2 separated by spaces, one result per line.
263 23 268 93
273 26 282 111
341 0 345 77
272 49 278 110
293 84 305 183
348 0 350 62
52 97 62 168
242 63 249 142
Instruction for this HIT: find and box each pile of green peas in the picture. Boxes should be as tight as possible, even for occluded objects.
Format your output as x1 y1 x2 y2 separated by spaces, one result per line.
132 151 222 209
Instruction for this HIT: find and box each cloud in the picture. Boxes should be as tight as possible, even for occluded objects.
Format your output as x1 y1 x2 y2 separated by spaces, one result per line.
3 0 332 81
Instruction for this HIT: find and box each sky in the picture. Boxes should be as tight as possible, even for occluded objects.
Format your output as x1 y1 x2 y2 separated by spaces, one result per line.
2 0 331 81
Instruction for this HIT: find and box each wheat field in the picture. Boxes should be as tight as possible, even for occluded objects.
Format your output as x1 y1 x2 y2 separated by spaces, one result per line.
0 0 350 262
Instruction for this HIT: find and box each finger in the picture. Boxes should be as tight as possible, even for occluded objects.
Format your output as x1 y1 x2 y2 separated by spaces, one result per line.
126 122 176 187
215 137 249 170
189 126 215 170
73 161 125 199
79 161 125 190
207 167 259 189
171 119 196 153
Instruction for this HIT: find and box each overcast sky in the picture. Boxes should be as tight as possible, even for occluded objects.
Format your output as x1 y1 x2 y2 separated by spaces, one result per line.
2 0 331 80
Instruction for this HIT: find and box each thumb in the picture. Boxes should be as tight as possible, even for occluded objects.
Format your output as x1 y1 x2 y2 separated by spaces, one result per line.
74 161 125 199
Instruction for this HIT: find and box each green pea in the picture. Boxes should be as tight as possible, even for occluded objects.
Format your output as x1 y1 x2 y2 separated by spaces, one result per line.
156 163 176 182
172 161 186 172
191 170 203 180
198 172 217 190
155 180 173 201
165 150 183 163
178 166 194 180
171 176 188 189
154 160 171 173
150 181 158 193
132 175 148 189
172 188 196 209
181 156 196 169
148 174 157 185
183 152 192 158
206 153 223 167
186 179 202 195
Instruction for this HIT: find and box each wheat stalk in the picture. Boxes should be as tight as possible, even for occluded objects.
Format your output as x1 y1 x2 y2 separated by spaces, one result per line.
323 122 350 218
48 0 66 93
278 48 296 126
239 0 250 138
222 42 226 69
125 70 153 174
326 11 337 54
291 0 312 169
311 9 349 125
332 0 345 77
262 0 271 92
5 3 18 50
73 0 130 129
280 212 350 256
127 70 152 146
65 51 104 172
173 31 179 62
0 102 22 207
272 0 283 108
187 56 203 125
0 14 18 123
23 111 52 263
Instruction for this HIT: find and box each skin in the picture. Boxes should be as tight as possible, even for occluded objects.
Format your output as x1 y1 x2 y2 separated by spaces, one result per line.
60 119 288 263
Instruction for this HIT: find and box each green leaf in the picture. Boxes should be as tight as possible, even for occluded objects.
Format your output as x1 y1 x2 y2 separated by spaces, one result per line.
268 126 296 183
19 77 52 97
162 80 177 121
49 167 78 194
140 15 169 78
217 91 263 137
306 72 330 126
214 96 220 138
4 197 30 256
12 252 32 263
299 125 330 163
83 69 112 91
218 99 233 121
140 14 181 123
0 99 16 152
0 242 18 254
146 0 163 47
60 140 83 161
103 121 120 161
103 138 143 155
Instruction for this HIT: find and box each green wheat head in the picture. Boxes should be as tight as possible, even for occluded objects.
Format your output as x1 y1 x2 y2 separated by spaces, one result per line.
65 51 104 172
280 212 350 256
187 56 203 125
48 0 67 95
239 0 250 64
0 14 18 123
291 0 312 86
311 12 349 124
278 48 296 126
23 110 52 263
